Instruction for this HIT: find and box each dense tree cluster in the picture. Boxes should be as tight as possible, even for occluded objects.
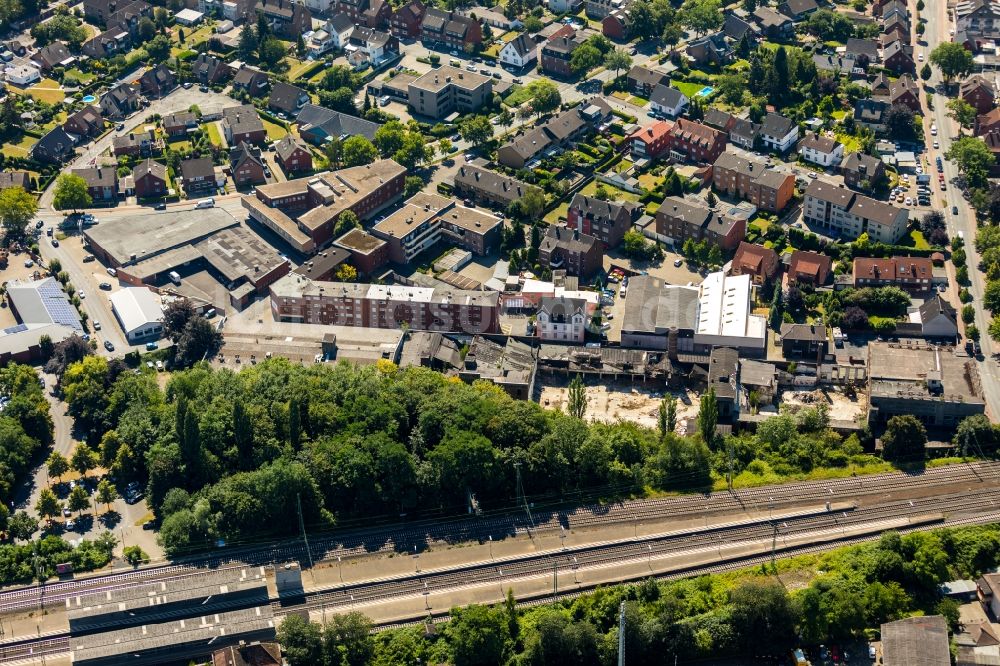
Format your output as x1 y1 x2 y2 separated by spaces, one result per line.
277 523 1000 665
0 365 53 503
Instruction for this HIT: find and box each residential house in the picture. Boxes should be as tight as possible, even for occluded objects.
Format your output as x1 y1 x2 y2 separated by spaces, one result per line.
685 32 733 65
33 42 74 72
649 84 688 118
112 130 158 157
268 81 309 117
711 151 796 213
229 142 267 186
133 159 168 199
753 6 794 38
565 194 640 248
630 119 674 160
406 66 493 119
193 53 234 85
602 7 632 40
232 67 270 96
390 0 425 38
881 39 914 73
210 642 282 666
274 134 313 173
813 53 857 73
31 126 75 163
420 8 482 50
4 65 40 86
548 0 581 12
255 0 311 39
841 151 886 191
908 295 959 339
100 83 141 120
723 13 759 42
538 226 603 277
729 241 779 285
139 64 175 98
853 256 933 289
586 0 626 19
759 112 798 153
961 74 997 115
729 118 760 150
854 98 889 133
540 29 583 78
73 167 118 202
668 118 727 164
63 105 104 139
804 179 908 243
180 157 217 194
956 0 1000 40
311 14 354 55
453 164 539 209
295 104 383 145
83 0 129 25
162 111 198 138
82 26 133 59
844 38 879 68
655 196 747 251
707 347 739 421
977 106 1000 135
332 0 391 29
0 172 31 190
778 0 818 19
499 33 539 69
881 14 910 44
496 100 610 168
872 73 921 113
627 65 670 97
344 26 399 68
798 132 844 167
780 323 829 361
704 109 736 133
787 250 832 287
536 297 587 343
222 104 267 145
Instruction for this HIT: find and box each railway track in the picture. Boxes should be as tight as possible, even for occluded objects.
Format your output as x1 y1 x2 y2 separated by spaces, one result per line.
0 460 995 616
2 489 998 665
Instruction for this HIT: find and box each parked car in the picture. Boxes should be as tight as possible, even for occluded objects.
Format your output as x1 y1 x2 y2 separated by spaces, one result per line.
103 340 114 352
78 290 84 299
674 259 683 267
145 341 158 350
953 205 960 215
93 321 100 330
99 282 111 290
153 203 166 211
156 360 164 371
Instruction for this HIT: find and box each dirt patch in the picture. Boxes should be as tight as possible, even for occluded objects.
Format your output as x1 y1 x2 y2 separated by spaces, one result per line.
778 387 865 423
538 379 701 430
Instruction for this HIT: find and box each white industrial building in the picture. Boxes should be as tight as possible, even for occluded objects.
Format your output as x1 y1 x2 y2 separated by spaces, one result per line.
110 288 164 343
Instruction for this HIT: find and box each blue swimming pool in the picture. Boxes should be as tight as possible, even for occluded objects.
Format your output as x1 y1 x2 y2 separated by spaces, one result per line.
696 86 714 98
81 95 96 103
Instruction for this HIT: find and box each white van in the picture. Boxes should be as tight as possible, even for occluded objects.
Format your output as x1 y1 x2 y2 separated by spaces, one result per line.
195 198 215 209
168 271 181 285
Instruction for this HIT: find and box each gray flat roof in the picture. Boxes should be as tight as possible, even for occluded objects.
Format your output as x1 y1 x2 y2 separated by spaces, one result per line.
85 208 240 266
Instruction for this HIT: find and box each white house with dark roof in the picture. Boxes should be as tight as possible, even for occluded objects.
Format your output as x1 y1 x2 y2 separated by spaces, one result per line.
798 132 844 167
536 297 587 343
499 33 538 69
759 112 798 153
649 83 688 118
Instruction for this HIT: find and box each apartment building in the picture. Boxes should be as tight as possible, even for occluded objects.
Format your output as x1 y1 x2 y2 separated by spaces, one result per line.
371 191 502 264
242 159 406 254
453 164 539 209
538 226 603 277
270 275 500 333
711 151 795 213
668 118 727 164
802 179 908 243
255 0 311 39
537 297 587 343
541 29 583 78
420 8 482 50
565 193 641 248
852 256 933 290
655 196 746 251
407 66 492 119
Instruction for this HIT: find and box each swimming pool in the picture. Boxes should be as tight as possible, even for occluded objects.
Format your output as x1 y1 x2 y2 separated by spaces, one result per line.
695 86 714 98
81 95 96 103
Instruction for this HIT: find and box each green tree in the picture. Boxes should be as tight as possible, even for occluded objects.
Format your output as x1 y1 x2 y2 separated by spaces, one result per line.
528 79 561 116
9 511 37 541
146 34 171 61
95 530 117 558
679 0 723 37
954 413 995 456
947 98 978 134
35 487 62 521
278 614 323 666
341 136 378 167
447 604 511 666
929 41 974 83
946 136 994 191
46 451 69 483
567 374 587 420
697 386 718 448
322 612 373 666
136 16 156 41
257 37 286 67
96 478 118 511
123 545 147 565
604 48 632 85
459 115 494 146
989 314 1000 342
68 484 90 516
570 43 603 75
333 210 360 238
0 185 38 242
729 579 797 651
71 443 98 478
881 414 927 463
404 175 424 197
963 304 976 324
52 173 92 213
920 63 932 81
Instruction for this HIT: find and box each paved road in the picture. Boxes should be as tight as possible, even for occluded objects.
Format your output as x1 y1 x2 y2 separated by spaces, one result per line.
918 0 1000 418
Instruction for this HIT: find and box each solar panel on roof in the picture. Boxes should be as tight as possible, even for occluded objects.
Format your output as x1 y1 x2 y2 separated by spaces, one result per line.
37 280 82 330
2 323 28 335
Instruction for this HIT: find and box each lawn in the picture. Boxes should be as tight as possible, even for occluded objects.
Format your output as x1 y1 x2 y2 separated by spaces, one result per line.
262 118 289 141
286 58 320 82
902 229 931 250
484 43 501 58
0 133 36 158
629 95 649 106
637 172 662 190
10 78 66 105
544 201 570 224
673 81 706 99
204 121 223 146
580 179 640 202
504 84 533 107
167 137 193 152
64 68 96 85
834 132 862 153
